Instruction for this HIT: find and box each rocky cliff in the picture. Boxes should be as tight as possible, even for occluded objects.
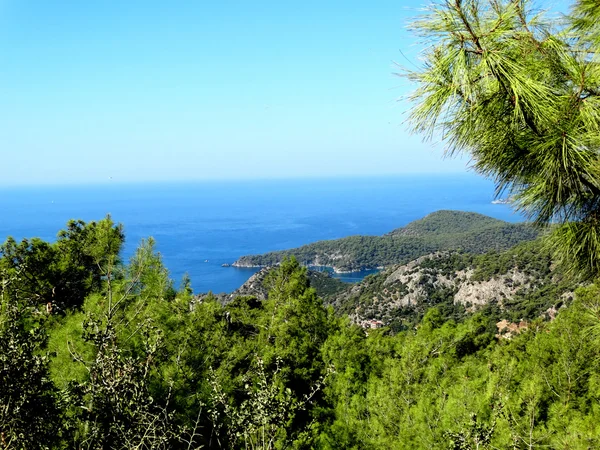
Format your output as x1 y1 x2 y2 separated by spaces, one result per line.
328 241 577 328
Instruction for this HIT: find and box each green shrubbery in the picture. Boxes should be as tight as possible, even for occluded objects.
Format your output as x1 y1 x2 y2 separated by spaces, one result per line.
1 217 600 448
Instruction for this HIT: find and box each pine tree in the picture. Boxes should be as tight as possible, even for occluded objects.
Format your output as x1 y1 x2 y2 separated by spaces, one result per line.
403 0 600 277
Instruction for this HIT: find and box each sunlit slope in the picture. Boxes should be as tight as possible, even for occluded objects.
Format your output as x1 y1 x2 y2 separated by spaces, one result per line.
233 210 540 272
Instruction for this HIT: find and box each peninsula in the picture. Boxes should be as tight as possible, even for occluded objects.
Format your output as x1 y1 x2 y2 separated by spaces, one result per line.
230 210 540 273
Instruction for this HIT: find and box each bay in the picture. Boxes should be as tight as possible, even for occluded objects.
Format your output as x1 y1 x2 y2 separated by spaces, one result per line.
0 174 523 293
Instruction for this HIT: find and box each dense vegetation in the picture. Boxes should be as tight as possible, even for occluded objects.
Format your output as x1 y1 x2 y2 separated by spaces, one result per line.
234 210 539 272
386 211 509 236
2 217 600 449
198 266 348 304
405 0 600 278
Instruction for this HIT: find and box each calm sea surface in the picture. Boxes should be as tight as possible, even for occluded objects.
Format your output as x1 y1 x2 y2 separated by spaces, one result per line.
0 175 523 293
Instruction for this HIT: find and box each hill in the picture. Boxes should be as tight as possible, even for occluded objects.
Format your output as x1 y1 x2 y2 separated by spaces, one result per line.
223 238 579 331
196 267 348 304
232 210 540 272
220 238 578 331
386 210 507 236
327 239 578 330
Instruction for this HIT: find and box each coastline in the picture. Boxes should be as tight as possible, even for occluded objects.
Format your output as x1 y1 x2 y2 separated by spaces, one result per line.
1 176 523 294
230 261 380 274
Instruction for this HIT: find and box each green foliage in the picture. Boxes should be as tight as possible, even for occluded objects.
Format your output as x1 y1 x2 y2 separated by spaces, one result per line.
444 414 495 450
0 216 124 311
208 355 329 450
0 295 67 449
228 257 332 447
46 305 93 388
148 257 333 449
70 320 179 449
571 0 600 46
3 214 600 448
387 210 505 236
321 295 600 449
306 270 347 298
404 0 600 278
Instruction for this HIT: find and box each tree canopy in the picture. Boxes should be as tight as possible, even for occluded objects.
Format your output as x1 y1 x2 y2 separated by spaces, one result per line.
404 0 600 277
1 217 600 448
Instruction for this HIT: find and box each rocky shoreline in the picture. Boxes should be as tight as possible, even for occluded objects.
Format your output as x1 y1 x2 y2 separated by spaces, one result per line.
226 211 540 275
229 260 376 274
230 262 265 269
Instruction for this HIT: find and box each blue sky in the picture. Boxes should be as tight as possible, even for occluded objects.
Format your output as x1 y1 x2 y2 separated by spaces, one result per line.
0 0 564 185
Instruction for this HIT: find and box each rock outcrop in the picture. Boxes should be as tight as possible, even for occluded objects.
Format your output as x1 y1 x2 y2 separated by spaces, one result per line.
328 248 575 327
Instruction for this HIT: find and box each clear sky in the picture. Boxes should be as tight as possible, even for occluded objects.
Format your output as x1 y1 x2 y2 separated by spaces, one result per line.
0 0 564 185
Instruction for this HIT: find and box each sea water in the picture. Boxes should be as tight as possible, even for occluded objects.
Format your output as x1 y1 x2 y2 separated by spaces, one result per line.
0 174 523 293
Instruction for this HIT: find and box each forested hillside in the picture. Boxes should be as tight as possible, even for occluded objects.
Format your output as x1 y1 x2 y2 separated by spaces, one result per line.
2 217 600 449
222 238 578 331
328 239 578 330
233 210 539 272
385 210 507 236
197 267 348 304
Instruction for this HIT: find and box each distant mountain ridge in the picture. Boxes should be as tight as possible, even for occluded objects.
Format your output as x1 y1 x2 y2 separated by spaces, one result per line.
232 210 540 273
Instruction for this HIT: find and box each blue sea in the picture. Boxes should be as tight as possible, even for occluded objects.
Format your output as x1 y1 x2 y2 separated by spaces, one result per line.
0 175 523 293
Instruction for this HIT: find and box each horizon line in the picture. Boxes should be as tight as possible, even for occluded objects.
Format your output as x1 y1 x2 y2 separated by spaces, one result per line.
0 171 483 189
